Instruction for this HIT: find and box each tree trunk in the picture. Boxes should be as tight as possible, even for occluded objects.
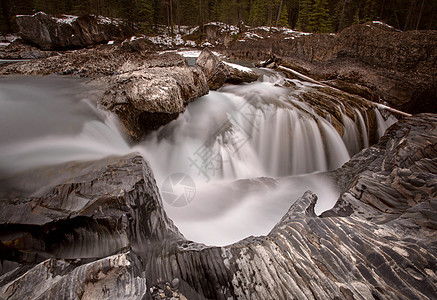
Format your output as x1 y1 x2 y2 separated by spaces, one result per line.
415 0 425 30
1 0 12 33
276 0 284 27
199 0 203 27
404 0 416 31
167 0 171 34
177 0 180 32
169 0 173 34
379 0 385 20
429 7 435 29
339 0 348 31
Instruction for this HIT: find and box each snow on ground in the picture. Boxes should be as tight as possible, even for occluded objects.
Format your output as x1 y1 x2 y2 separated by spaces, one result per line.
175 50 203 57
178 49 224 58
55 15 78 25
201 41 213 47
152 34 183 46
239 32 264 41
158 49 225 59
16 11 47 18
205 22 240 35
256 26 272 32
17 12 121 26
238 26 313 42
185 40 196 47
5 35 17 42
0 43 10 47
96 15 122 25
372 21 394 29
176 26 199 35
223 61 253 72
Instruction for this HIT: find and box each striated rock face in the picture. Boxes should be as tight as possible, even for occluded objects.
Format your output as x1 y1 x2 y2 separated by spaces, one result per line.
225 22 437 114
0 153 184 299
137 114 436 299
1 114 436 299
16 12 124 50
100 63 209 141
196 47 230 90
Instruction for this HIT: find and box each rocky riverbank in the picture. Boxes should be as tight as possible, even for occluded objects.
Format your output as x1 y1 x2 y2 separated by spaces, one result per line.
0 114 435 299
223 22 437 114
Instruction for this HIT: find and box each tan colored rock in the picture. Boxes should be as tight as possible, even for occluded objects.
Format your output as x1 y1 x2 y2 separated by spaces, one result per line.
196 47 229 90
100 65 208 141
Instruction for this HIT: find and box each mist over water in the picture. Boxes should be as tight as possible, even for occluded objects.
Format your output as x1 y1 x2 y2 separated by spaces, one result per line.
0 76 131 174
0 72 393 246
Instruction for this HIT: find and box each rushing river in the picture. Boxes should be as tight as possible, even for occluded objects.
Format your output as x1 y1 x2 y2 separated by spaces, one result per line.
0 71 394 246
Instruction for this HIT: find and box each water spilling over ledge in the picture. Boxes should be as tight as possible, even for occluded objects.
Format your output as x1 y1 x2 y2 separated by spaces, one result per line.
0 71 393 247
0 67 436 299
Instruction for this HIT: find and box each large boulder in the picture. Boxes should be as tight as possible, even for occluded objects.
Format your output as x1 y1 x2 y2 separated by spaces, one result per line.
100 64 209 141
196 48 259 89
223 61 259 84
196 47 230 90
16 12 124 50
0 153 184 299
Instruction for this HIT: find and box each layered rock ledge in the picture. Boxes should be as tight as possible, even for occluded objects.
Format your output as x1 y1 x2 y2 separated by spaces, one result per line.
16 12 125 50
1 113 435 299
224 22 437 114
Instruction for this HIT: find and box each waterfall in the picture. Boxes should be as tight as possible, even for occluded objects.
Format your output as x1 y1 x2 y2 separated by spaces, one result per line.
0 71 394 246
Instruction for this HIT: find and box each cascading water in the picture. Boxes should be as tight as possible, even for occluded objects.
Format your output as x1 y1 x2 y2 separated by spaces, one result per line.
0 70 394 246
0 77 131 173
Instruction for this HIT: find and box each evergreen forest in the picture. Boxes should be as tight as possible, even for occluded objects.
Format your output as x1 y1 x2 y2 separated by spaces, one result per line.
1 0 436 34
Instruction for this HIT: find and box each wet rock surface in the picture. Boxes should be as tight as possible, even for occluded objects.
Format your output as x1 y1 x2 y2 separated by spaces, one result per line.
195 48 259 90
224 61 259 85
100 62 208 141
16 12 125 50
0 114 436 299
196 47 230 90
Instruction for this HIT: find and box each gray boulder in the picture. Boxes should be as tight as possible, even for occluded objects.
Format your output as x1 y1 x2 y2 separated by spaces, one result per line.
224 61 259 84
196 47 230 90
196 47 259 89
16 12 124 50
100 64 209 141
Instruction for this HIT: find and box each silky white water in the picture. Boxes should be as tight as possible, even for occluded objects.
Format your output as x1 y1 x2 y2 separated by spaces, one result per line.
0 73 393 246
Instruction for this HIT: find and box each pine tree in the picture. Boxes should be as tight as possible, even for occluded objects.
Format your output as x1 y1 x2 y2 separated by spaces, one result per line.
137 0 154 32
249 0 267 26
362 0 376 22
220 0 235 24
297 0 313 31
309 0 331 32
277 4 289 27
